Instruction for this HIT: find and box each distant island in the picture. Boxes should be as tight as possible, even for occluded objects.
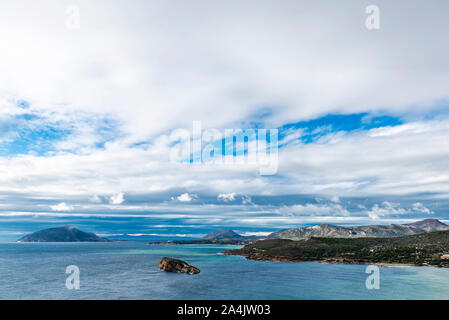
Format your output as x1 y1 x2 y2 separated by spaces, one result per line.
17 226 112 242
148 229 263 245
224 230 449 268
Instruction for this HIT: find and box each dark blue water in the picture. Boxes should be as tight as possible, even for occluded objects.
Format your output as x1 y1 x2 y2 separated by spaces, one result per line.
1 242 449 300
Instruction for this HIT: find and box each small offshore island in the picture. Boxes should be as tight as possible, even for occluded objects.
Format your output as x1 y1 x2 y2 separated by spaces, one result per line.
158 257 200 274
223 230 449 268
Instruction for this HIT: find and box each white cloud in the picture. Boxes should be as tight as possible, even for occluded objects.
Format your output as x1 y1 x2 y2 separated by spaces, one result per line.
109 193 124 205
176 193 195 202
412 202 433 215
363 201 433 220
275 203 350 217
125 233 204 238
277 119 449 197
218 193 236 202
330 196 340 203
50 202 74 211
241 231 271 237
89 195 102 203
365 202 406 220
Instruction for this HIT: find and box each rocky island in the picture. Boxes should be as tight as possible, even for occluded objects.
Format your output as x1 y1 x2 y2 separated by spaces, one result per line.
224 230 449 267
158 257 200 274
17 226 112 242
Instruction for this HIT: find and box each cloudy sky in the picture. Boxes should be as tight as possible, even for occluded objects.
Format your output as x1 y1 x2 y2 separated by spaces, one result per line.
1 0 449 240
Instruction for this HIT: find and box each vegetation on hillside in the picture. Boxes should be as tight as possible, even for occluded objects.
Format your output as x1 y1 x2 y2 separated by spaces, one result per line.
224 230 449 267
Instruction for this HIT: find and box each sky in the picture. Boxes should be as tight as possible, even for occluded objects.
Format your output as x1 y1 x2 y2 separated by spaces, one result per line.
1 0 449 241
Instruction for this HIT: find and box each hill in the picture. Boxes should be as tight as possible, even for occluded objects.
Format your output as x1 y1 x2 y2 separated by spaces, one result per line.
148 229 261 245
268 219 449 240
224 230 449 267
17 226 111 242
202 229 245 240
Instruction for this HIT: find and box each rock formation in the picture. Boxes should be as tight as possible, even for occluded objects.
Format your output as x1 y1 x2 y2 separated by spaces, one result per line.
157 257 200 274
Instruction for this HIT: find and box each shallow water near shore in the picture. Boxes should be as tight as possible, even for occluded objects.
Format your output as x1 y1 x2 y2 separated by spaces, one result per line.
1 241 449 300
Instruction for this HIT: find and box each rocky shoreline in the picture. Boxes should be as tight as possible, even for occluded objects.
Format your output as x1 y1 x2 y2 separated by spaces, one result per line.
223 231 449 269
223 251 449 268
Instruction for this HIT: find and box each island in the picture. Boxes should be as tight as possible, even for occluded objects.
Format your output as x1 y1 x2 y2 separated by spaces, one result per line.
149 229 262 245
223 230 449 268
17 225 112 242
158 257 200 274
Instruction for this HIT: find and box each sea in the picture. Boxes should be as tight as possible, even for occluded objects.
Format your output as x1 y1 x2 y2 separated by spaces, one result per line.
1 241 449 300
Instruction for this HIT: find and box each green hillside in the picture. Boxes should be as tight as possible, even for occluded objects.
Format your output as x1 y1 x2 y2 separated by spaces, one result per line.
224 230 449 267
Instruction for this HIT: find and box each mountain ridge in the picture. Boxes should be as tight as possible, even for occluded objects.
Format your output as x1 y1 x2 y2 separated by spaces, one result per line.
268 219 449 240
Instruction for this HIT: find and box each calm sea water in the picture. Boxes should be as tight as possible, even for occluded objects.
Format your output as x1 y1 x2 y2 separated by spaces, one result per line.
1 241 449 300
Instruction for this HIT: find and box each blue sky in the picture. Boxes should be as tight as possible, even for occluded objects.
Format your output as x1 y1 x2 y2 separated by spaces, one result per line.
0 101 120 156
1 0 449 241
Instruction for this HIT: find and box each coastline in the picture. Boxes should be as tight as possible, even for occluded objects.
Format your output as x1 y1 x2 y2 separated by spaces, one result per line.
223 252 449 268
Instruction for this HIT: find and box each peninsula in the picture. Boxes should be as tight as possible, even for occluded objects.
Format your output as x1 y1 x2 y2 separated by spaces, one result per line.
268 219 449 240
224 230 449 267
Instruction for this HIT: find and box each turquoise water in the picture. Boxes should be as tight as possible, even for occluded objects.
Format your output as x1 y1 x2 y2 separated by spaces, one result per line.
1 241 449 300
